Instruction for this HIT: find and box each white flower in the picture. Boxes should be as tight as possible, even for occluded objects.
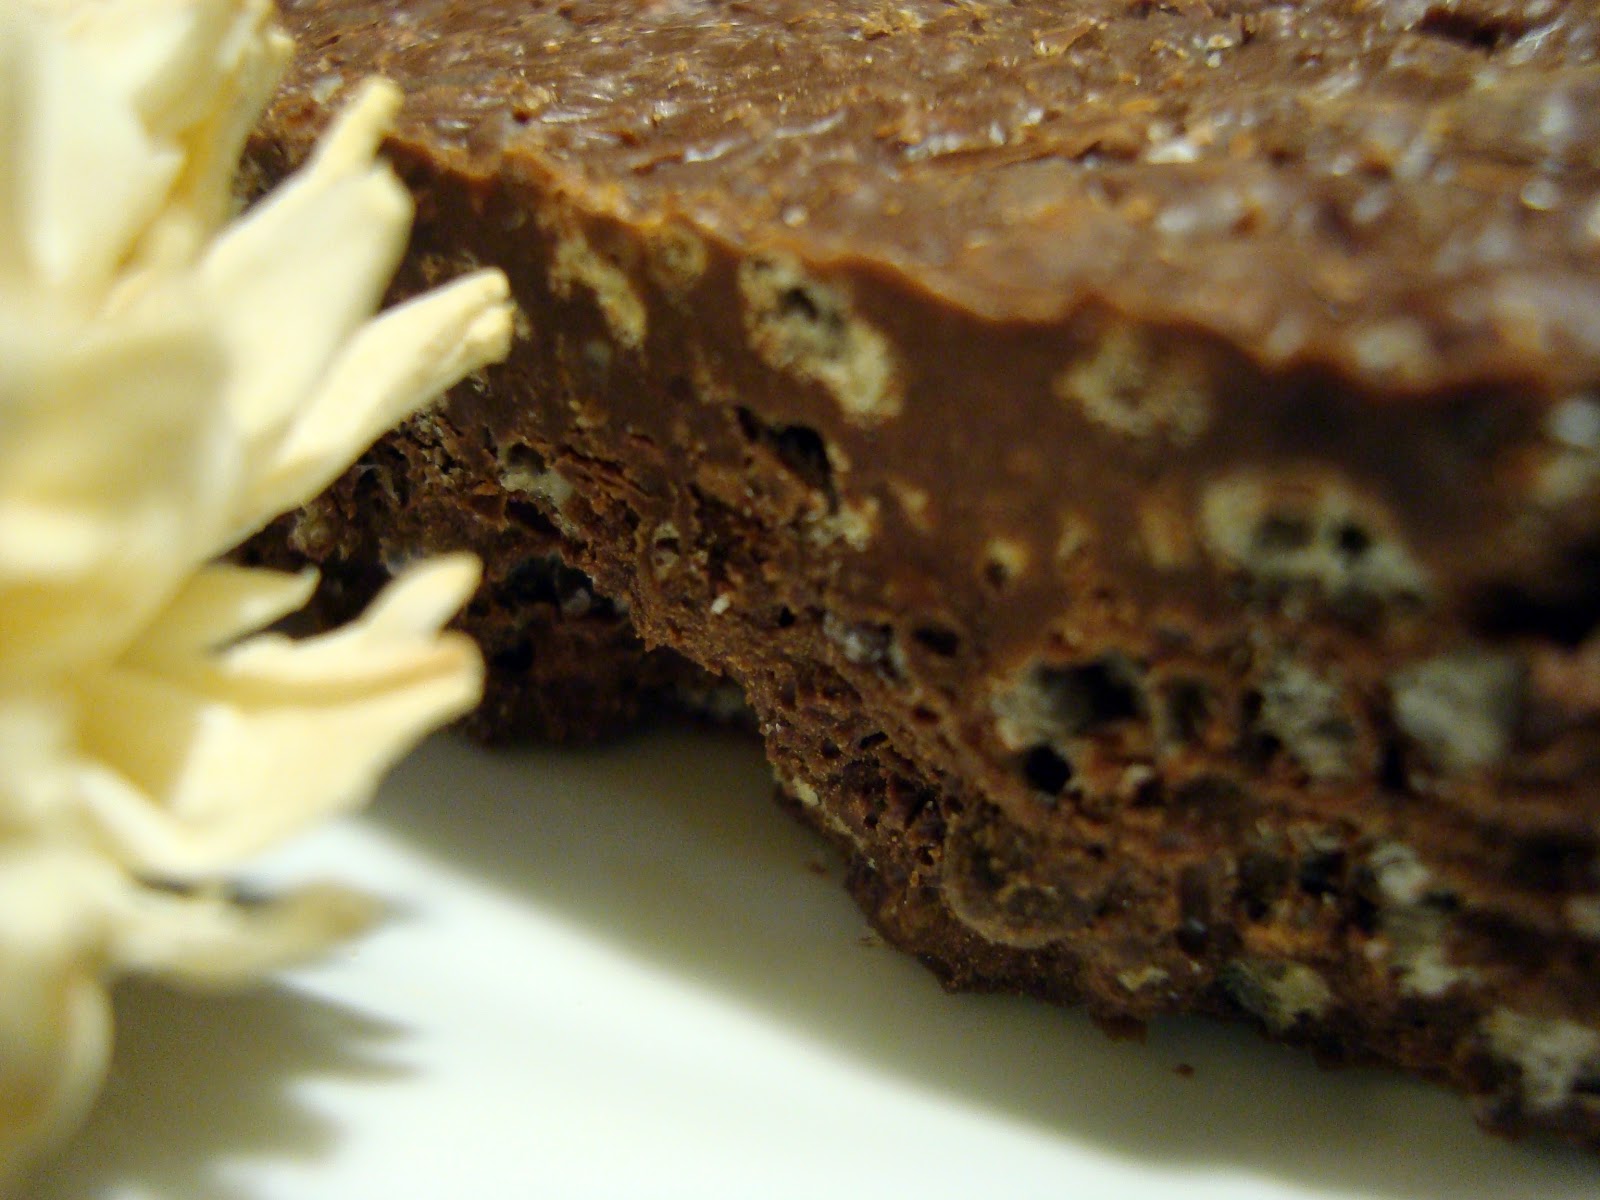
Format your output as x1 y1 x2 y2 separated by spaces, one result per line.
0 0 514 1187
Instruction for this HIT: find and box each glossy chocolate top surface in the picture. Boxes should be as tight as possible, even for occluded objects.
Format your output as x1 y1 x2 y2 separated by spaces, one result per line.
276 0 1600 391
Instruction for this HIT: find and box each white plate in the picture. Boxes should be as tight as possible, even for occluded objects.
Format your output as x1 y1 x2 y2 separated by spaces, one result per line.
33 725 1597 1199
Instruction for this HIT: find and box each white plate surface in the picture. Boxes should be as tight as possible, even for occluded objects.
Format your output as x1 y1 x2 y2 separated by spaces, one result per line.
32 725 1597 1199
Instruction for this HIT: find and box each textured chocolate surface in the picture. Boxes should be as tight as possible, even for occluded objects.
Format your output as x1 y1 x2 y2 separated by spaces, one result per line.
252 0 1600 1147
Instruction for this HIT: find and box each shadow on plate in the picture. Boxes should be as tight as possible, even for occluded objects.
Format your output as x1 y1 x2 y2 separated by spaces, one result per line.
28 980 407 1200
377 724 1597 1200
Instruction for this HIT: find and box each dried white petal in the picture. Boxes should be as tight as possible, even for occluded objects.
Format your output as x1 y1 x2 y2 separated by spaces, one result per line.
0 311 234 680
0 9 180 301
0 1 513 1186
123 561 320 663
76 559 483 875
0 844 379 1185
24 0 294 273
197 80 412 457
0 849 115 1188
240 270 514 538
103 879 384 986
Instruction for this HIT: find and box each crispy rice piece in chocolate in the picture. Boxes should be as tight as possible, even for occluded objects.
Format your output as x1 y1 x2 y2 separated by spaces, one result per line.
248 0 1600 1148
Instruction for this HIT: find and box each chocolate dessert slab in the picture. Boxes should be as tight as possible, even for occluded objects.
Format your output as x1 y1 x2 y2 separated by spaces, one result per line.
248 0 1600 1147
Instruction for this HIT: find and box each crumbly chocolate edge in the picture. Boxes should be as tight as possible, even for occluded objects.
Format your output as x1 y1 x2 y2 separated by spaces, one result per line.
241 63 1600 1156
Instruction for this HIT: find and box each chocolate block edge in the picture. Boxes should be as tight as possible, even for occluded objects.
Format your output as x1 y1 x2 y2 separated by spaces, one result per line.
247 0 1600 1150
